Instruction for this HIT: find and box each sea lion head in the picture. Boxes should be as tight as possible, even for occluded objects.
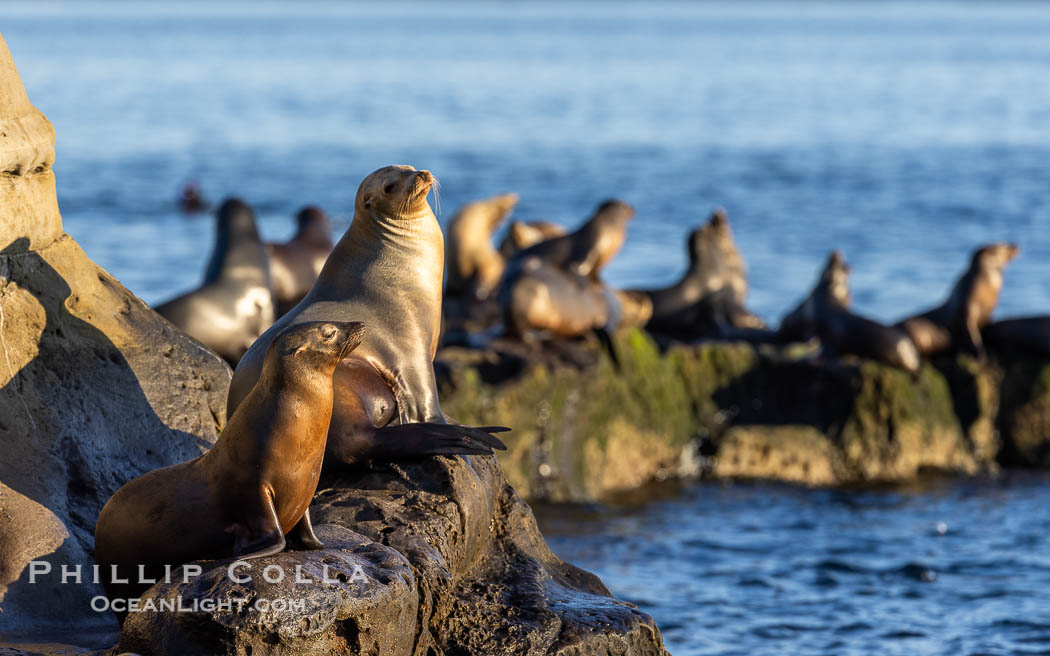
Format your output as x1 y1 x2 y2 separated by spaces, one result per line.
483 193 519 230
296 205 330 232
217 197 261 242
270 320 366 374
688 207 731 264
591 199 635 230
356 165 435 219
821 250 852 306
973 242 1019 271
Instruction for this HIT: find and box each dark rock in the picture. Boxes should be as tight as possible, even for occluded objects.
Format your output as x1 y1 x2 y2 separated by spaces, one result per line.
117 525 417 656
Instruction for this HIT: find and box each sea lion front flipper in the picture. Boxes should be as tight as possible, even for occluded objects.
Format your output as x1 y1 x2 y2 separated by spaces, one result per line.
286 509 324 551
373 422 509 458
231 492 286 560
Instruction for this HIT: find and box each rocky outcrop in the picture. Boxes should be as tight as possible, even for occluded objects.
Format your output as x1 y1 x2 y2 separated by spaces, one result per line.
0 34 231 642
995 357 1050 467
440 331 1002 497
117 457 668 656
0 35 668 656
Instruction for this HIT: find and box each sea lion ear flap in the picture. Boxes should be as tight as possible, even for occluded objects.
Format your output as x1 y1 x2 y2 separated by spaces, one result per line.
363 193 373 210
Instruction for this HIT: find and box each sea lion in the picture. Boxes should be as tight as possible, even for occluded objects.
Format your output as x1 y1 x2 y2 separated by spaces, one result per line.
506 200 635 282
498 220 567 258
635 208 764 341
504 257 617 340
267 205 335 316
780 251 920 372
444 193 518 302
154 198 275 365
94 320 365 615
613 289 654 329
983 316 1050 359
896 243 1019 357
228 165 507 464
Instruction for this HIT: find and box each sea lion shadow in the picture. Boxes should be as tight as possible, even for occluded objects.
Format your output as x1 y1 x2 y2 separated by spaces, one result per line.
1 238 212 641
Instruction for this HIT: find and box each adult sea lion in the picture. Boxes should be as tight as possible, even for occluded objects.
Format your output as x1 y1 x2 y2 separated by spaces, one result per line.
267 205 335 316
896 242 1019 357
506 200 635 282
444 193 518 302
780 251 920 373
635 208 764 341
95 320 365 615
983 316 1050 359
154 198 275 365
498 219 567 258
228 165 507 464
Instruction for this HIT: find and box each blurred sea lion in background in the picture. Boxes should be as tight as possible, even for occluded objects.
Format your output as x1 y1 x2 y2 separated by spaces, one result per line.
506 200 635 282
984 316 1050 359
267 205 334 316
502 257 625 367
95 321 365 617
635 208 765 342
498 219 567 258
779 250 920 373
896 242 1019 357
154 198 275 365
228 166 507 466
444 193 519 302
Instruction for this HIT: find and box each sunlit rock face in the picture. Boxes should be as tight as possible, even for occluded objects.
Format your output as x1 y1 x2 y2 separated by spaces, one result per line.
0 33 231 641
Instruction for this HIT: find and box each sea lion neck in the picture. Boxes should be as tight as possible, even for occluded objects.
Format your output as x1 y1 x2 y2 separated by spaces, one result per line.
313 204 444 297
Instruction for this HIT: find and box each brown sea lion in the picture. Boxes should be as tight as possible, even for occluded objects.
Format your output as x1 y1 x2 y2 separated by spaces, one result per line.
267 205 334 316
635 208 765 341
154 198 275 365
983 316 1050 359
506 200 635 282
896 243 1019 357
444 193 518 302
94 320 365 616
498 219 567 258
503 257 617 340
228 166 507 464
780 251 920 372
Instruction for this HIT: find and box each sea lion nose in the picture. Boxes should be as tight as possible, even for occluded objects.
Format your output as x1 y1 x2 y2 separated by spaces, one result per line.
416 170 433 183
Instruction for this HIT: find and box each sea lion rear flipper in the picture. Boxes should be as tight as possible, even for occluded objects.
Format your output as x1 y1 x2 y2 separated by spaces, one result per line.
286 509 324 551
374 422 509 458
231 493 286 560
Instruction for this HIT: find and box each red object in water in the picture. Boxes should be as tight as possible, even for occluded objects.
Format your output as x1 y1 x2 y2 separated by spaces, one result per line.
179 182 207 214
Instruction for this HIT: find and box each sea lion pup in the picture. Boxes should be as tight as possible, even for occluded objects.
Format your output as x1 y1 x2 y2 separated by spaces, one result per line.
444 193 519 302
228 166 508 464
267 205 335 316
154 198 275 365
94 321 365 615
896 243 1019 357
506 200 635 282
984 316 1050 359
779 251 920 373
498 219 567 258
635 208 764 340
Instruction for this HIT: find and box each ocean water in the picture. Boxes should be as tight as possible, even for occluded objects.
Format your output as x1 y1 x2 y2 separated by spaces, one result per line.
4 3 1050 654
536 472 1050 656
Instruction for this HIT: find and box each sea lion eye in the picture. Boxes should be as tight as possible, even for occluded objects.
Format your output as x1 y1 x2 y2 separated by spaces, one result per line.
383 182 396 195
320 324 338 342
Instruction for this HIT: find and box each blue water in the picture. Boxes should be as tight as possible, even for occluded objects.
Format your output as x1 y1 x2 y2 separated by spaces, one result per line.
4 3 1050 654
537 473 1050 656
